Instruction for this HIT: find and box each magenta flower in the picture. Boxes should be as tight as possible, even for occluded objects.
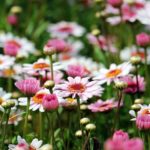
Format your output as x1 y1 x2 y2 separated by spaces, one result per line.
66 65 85 77
7 15 18 26
15 78 40 95
121 76 145 94
44 39 70 54
107 0 122 7
112 130 129 142
88 99 120 112
136 33 150 47
42 94 59 110
4 40 21 57
123 138 144 150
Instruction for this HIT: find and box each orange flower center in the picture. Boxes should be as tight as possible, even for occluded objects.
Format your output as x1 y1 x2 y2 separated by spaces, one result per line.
3 69 15 76
29 146 36 150
141 109 150 115
0 98 4 105
0 59 3 64
33 63 49 70
68 83 86 93
106 69 122 78
131 52 145 59
32 93 46 104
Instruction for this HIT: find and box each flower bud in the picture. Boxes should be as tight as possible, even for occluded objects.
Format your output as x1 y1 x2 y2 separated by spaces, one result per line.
134 99 144 104
85 123 96 131
114 81 128 90
43 44 56 56
10 6 22 14
136 33 150 47
1 102 9 109
95 12 101 18
39 144 53 150
130 56 141 65
80 104 88 110
12 92 20 98
75 130 83 137
91 29 100 36
80 117 90 125
44 80 55 88
7 100 15 107
131 104 141 110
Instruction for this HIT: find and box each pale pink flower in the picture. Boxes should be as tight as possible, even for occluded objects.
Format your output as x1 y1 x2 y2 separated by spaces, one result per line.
45 39 70 53
112 130 129 142
54 76 103 101
121 76 145 94
107 0 123 7
42 94 59 110
15 78 40 95
136 32 150 47
66 65 85 77
94 62 132 85
136 104 150 130
123 138 144 150
88 99 119 112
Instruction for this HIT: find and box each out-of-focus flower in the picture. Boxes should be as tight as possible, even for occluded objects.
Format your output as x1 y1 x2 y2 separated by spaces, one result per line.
121 75 145 94
7 14 18 26
136 32 150 47
54 76 103 101
8 136 43 150
66 64 85 77
123 138 144 150
85 123 96 131
107 0 123 7
136 104 150 130
0 33 36 57
15 78 40 95
8 109 23 126
112 130 129 141
94 62 132 85
42 93 59 110
47 21 85 38
0 54 15 70
88 99 121 112
10 6 22 14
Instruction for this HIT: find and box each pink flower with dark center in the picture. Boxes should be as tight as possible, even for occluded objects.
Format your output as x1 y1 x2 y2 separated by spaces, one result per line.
123 138 144 150
67 65 85 77
136 105 150 130
121 76 145 94
107 0 123 7
44 39 70 53
112 130 129 142
15 78 40 96
4 40 21 56
7 15 18 26
88 99 119 112
42 94 59 111
136 33 150 47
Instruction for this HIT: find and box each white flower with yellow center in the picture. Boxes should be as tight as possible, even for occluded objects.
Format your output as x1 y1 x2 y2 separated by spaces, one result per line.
94 62 132 85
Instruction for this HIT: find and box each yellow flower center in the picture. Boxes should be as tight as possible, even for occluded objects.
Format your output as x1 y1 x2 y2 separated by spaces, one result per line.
3 69 15 76
33 63 49 70
66 98 76 104
0 97 4 105
106 69 122 78
32 93 46 104
0 59 3 64
68 83 86 93
141 109 150 115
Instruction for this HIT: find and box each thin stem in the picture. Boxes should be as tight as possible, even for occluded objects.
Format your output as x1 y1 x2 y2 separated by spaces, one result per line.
135 65 140 97
23 97 30 135
7 77 12 92
1 108 11 149
49 55 54 81
0 110 6 128
76 97 81 128
39 112 43 139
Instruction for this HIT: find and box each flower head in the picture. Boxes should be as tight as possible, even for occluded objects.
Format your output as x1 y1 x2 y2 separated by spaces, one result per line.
136 33 150 47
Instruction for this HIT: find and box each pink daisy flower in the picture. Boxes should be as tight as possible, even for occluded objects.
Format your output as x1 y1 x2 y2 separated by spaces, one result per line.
88 99 120 112
54 76 103 101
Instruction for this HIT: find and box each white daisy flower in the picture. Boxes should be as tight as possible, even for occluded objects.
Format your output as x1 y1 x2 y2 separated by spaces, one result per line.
47 21 85 39
54 76 104 101
94 62 132 85
0 32 36 57
0 54 15 70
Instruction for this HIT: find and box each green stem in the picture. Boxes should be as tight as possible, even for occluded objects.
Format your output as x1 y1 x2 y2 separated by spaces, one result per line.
49 55 54 81
1 108 11 149
0 110 6 128
76 97 81 128
135 65 140 97
39 112 43 139
7 77 12 92
23 97 30 135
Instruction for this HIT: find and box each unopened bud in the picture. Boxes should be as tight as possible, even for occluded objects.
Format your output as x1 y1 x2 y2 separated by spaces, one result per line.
44 80 55 88
91 29 100 36
85 123 96 131
134 98 144 104
131 104 141 110
10 6 22 14
43 45 56 55
80 117 90 125
75 130 83 137
115 81 127 90
80 104 88 110
39 144 53 150
130 56 141 65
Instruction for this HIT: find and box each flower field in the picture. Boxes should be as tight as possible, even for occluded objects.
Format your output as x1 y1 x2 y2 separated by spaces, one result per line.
0 0 150 150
